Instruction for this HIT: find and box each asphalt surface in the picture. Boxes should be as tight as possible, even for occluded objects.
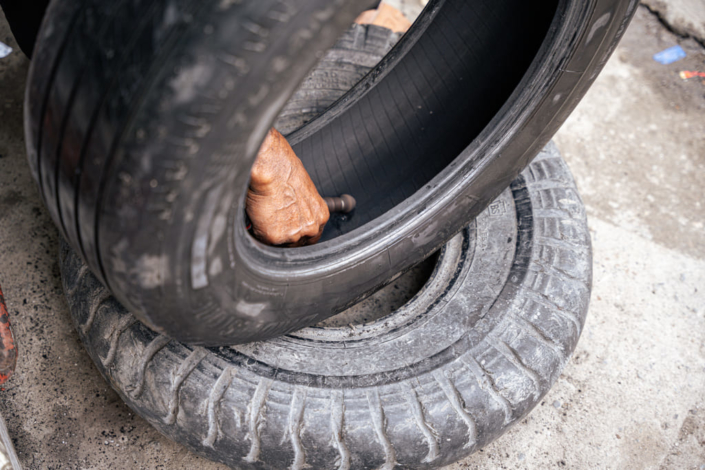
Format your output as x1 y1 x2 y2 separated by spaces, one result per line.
0 3 703 469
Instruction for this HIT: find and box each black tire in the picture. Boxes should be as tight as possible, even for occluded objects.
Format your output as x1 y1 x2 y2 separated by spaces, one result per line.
61 142 592 469
32 0 632 345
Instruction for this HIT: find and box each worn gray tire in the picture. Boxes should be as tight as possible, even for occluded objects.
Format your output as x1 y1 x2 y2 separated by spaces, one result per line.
60 142 592 469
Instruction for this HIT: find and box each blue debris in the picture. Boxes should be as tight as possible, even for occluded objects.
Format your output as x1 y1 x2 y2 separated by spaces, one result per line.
0 41 12 59
653 45 686 65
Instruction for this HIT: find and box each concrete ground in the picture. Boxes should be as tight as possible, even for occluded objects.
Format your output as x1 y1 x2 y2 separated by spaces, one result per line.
0 3 704 469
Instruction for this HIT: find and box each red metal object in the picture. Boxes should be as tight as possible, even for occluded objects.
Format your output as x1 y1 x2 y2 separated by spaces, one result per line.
679 70 705 79
0 284 17 385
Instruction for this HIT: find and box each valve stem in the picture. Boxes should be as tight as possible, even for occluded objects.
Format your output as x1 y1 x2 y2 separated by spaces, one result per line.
323 194 356 214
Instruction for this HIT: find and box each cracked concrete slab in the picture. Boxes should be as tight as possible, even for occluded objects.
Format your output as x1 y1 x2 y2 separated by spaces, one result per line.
642 0 705 44
556 6 705 260
0 4 703 470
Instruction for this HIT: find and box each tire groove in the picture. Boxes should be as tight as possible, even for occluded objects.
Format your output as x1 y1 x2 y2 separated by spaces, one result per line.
66 264 89 297
203 366 236 447
366 389 396 470
401 382 439 463
487 337 541 399
131 334 172 399
164 347 207 425
33 8 83 208
433 370 476 449
244 378 272 463
330 390 350 470
544 264 590 288
101 314 137 367
510 313 565 357
524 291 582 333
81 289 112 335
51 0 127 245
286 387 307 470
535 234 588 252
460 355 513 425
67 0 161 264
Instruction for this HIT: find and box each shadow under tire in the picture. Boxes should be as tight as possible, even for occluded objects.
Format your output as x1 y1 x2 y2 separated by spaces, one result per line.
61 142 592 469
